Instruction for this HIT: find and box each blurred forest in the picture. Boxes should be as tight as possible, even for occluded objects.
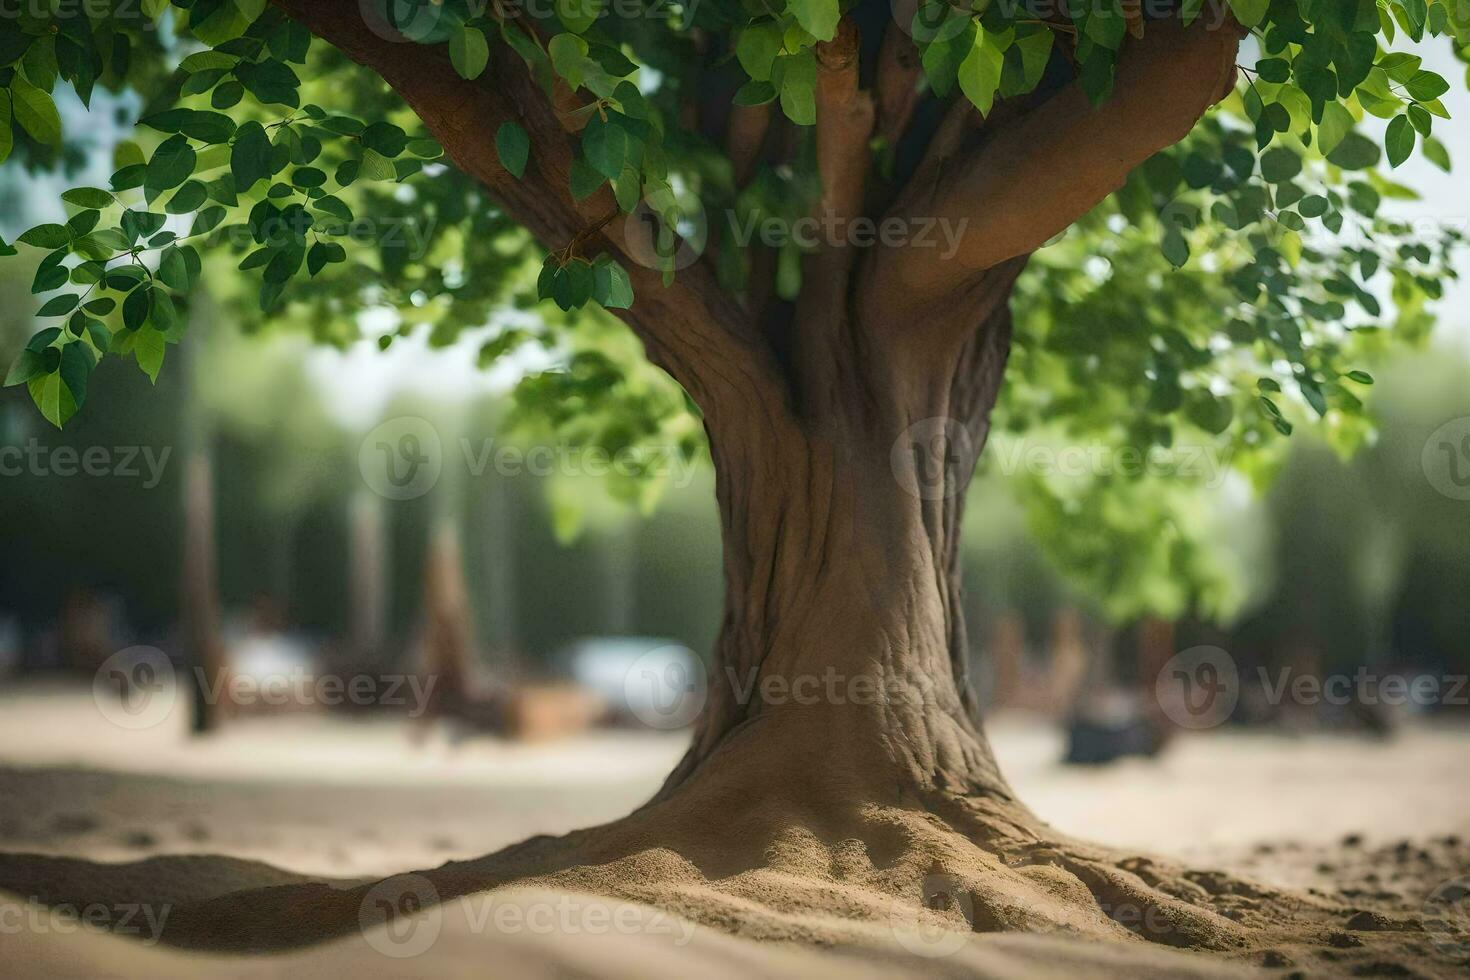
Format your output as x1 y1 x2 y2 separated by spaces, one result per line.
3 84 1469 734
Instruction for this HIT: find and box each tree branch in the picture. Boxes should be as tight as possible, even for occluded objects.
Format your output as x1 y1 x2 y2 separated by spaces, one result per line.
267 0 789 430
873 1 924 152
813 18 874 233
869 13 1243 333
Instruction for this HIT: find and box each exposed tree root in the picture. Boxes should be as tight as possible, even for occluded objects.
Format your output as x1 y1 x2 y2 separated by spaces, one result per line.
2 776 1464 978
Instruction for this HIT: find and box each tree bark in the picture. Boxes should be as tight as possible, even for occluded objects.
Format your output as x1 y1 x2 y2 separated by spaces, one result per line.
657 265 1025 804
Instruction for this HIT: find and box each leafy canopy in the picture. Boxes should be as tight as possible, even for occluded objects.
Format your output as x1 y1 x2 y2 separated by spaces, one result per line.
0 0 1467 617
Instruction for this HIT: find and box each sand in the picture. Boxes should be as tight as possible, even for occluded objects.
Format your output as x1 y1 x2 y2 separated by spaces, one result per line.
1 683 1468 978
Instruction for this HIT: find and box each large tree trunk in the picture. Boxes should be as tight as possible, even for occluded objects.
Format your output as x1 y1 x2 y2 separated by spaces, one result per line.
650 248 1025 805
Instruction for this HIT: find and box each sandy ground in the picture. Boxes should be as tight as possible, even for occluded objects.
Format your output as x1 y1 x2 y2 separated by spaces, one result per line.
1 681 1468 976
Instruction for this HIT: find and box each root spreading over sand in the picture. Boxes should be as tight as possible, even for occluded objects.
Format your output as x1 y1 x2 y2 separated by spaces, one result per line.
4 781 1468 978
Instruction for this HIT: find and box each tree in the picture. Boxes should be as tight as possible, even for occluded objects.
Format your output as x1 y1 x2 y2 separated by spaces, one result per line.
1 0 1466 965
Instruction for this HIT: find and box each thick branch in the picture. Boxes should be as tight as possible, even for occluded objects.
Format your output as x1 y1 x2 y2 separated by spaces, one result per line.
813 18 874 231
872 13 1242 328
268 0 788 431
873 1 924 151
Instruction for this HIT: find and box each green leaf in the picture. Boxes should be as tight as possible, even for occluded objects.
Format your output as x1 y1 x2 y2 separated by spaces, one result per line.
361 121 408 157
167 180 208 214
556 0 603 34
1259 147 1301 183
4 349 45 387
582 114 629 180
0 92 12 165
1385 114 1415 168
569 157 605 199
958 29 1007 116
17 224 70 249
132 327 165 383
449 25 490 80
10 73 61 146
123 284 153 331
733 80 777 106
1325 131 1380 170
158 245 191 291
1228 0 1269 27
775 50 817 126
61 187 113 209
736 23 782 82
1422 135 1450 172
593 256 634 309
146 134 197 202
788 0 839 41
28 371 77 428
1316 101 1353 156
1345 370 1374 385
1404 70 1449 102
37 293 80 317
548 33 590 90
58 342 94 411
231 121 273 192
496 122 530 179
1013 30 1054 92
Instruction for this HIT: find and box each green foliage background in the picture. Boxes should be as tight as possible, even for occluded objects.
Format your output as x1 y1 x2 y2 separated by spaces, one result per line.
1 0 1469 622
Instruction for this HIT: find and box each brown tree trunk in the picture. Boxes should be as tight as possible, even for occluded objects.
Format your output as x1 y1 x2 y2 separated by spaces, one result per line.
654 270 1025 808
182 452 228 735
